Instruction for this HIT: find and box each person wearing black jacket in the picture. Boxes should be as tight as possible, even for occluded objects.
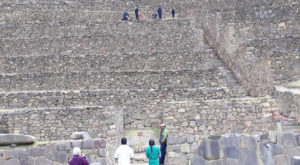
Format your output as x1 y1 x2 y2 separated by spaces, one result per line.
157 7 162 19
135 7 139 21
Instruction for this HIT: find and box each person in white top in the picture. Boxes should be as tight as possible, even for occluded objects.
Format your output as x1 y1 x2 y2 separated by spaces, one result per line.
114 137 134 165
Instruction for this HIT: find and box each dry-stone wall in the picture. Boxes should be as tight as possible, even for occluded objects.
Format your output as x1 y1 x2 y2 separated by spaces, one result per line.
0 139 107 165
192 132 300 165
200 0 299 96
0 106 123 141
163 97 279 164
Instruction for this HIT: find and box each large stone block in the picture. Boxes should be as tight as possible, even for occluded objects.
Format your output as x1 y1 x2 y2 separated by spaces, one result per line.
71 132 91 140
295 134 300 146
98 148 106 157
167 144 181 152
10 148 28 159
273 154 289 165
239 135 258 149
57 142 71 151
94 139 106 148
0 134 36 145
82 139 94 149
35 156 53 165
291 156 300 165
53 151 68 163
20 157 35 165
168 157 188 165
71 140 83 148
181 143 190 153
192 156 206 165
29 147 44 157
4 159 20 165
277 133 296 148
168 136 186 145
238 149 260 165
219 134 239 148
223 147 240 159
198 140 221 160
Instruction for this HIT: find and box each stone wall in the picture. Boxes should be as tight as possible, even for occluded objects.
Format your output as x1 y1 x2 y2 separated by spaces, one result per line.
0 139 107 165
192 132 300 165
0 106 123 141
163 97 279 164
200 0 299 96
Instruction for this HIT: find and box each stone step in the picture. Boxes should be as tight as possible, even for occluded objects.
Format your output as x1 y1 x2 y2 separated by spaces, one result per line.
0 28 202 56
134 153 148 162
0 50 220 73
0 19 195 38
0 70 242 91
0 87 247 109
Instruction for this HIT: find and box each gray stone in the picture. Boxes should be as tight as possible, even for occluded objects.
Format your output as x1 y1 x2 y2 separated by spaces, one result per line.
20 157 35 165
10 149 28 159
198 140 221 160
192 156 206 165
168 157 188 165
187 136 195 144
206 160 223 165
168 144 181 152
98 148 106 157
277 133 296 148
98 157 107 165
168 136 186 145
71 140 83 148
82 139 94 149
4 159 20 165
220 134 239 148
57 142 71 151
223 147 240 159
238 149 259 165
35 156 53 165
224 159 239 165
273 154 289 165
54 151 68 163
295 134 300 146
94 140 106 148
259 143 275 165
29 147 44 157
0 134 36 145
239 135 257 149
291 156 300 165
71 132 91 140
259 142 283 156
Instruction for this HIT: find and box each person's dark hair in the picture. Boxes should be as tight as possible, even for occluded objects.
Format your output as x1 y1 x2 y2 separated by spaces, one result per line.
121 137 127 145
149 139 155 153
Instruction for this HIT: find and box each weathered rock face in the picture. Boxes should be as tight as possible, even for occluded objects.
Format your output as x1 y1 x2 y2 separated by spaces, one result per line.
0 139 107 165
192 132 300 165
71 132 92 140
0 134 36 145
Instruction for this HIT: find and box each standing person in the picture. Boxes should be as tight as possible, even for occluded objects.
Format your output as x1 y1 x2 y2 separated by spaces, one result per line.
159 124 168 165
135 7 139 21
122 11 129 21
157 7 162 19
172 9 176 18
114 137 134 165
146 139 161 165
69 147 89 165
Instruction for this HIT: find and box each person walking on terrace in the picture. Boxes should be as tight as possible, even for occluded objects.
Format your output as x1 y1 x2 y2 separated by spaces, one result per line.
69 147 89 165
172 9 176 18
146 139 161 165
157 7 162 20
114 137 134 165
135 7 139 21
122 11 129 21
159 124 168 165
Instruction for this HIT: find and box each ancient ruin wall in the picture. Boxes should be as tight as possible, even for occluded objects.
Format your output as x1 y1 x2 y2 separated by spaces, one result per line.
0 139 107 165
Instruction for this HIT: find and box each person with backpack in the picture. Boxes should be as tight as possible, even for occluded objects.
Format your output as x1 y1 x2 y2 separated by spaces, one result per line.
146 139 161 165
122 11 129 21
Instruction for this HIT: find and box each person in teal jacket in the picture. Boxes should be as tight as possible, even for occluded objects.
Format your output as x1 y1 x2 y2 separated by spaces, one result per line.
146 139 161 165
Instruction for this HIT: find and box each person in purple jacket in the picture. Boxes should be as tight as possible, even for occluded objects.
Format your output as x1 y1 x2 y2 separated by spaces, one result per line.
69 147 89 165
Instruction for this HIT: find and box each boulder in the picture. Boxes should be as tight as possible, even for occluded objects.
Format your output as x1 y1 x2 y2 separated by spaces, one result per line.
292 156 300 165
198 140 221 160
277 133 296 148
238 149 260 165
0 134 36 145
71 132 91 140
191 156 206 165
219 134 239 148
223 147 240 159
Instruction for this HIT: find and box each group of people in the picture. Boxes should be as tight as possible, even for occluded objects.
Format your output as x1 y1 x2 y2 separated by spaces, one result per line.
69 124 169 165
122 6 176 21
114 124 168 165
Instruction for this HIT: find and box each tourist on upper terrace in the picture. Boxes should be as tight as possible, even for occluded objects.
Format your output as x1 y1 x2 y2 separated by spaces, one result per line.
159 123 168 165
157 7 162 19
172 9 176 18
146 139 161 165
135 7 139 21
152 12 158 19
114 137 134 165
122 11 129 21
69 147 89 165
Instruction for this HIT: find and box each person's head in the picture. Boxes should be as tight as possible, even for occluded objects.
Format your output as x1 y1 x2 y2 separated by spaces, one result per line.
73 147 81 156
121 137 127 145
149 139 155 146
160 123 166 131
